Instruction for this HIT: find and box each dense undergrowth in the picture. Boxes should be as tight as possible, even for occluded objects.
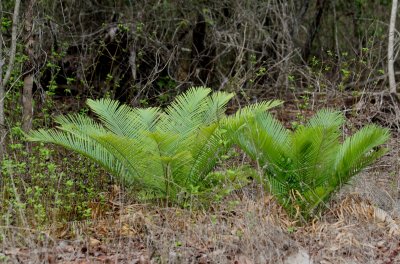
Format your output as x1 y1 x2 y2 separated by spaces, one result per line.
0 2 398 262
21 87 390 223
0 88 396 264
1 142 111 227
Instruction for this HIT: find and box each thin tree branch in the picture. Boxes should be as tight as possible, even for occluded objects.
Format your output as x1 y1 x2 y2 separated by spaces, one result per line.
3 0 21 86
388 0 398 95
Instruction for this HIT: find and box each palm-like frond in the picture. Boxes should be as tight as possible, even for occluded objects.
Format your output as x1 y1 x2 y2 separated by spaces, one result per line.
87 98 161 139
28 87 282 204
187 124 227 184
202 91 235 124
229 108 389 219
86 98 137 137
160 87 212 135
223 100 283 133
27 129 124 181
334 124 390 186
290 110 343 186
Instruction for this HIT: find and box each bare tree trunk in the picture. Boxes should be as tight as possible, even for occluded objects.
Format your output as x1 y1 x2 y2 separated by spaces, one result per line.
302 0 328 61
0 0 4 159
22 0 36 133
0 78 4 159
276 2 295 93
389 0 398 96
0 0 21 158
333 0 341 65
22 75 34 133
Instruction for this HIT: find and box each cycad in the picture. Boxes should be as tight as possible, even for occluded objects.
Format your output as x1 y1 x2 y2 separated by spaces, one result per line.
226 109 390 219
27 87 281 204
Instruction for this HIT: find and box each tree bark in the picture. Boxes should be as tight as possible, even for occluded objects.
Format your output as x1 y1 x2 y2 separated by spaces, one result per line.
388 0 398 95
302 0 328 61
22 0 36 133
22 75 33 133
0 0 4 159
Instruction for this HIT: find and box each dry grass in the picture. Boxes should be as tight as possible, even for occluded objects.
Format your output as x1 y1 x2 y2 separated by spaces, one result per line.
1 100 399 264
1 179 400 263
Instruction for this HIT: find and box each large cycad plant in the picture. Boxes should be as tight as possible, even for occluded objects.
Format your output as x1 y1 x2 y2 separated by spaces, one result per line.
226 109 390 219
28 87 280 204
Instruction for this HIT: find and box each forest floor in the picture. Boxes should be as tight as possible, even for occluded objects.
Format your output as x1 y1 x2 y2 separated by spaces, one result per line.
1 94 400 264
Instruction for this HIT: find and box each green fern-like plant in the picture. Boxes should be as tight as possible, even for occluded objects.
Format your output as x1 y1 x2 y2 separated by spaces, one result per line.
225 109 390 219
27 87 281 204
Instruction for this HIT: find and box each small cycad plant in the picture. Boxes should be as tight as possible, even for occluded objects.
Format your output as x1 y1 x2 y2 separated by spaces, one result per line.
226 109 390 220
28 87 281 205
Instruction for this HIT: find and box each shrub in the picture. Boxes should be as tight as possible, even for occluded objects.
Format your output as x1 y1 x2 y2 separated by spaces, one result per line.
27 87 281 205
225 109 390 220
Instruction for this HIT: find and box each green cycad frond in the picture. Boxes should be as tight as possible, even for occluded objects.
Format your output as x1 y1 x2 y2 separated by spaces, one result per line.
86 98 136 137
334 124 390 186
229 108 389 220
160 87 211 135
307 108 344 128
290 110 343 187
202 91 235 124
253 112 290 165
89 133 154 183
224 100 283 132
28 114 122 176
87 98 161 139
226 109 289 173
27 129 124 180
187 124 226 183
135 108 161 132
223 101 285 164
55 113 108 135
28 87 282 205
242 100 284 114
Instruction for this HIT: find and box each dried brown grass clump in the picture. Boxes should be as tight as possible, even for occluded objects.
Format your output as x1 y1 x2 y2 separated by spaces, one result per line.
1 191 303 263
295 195 400 264
2 191 400 263
135 193 301 263
1 131 398 263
